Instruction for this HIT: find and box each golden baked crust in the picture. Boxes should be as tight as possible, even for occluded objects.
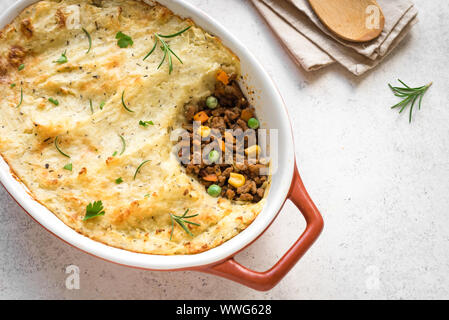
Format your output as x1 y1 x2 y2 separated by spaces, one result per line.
0 0 266 254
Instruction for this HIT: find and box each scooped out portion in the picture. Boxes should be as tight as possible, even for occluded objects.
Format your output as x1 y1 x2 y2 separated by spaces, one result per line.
179 75 269 203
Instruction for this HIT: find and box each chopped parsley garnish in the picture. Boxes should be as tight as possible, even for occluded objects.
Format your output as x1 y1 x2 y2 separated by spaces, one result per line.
10 83 16 88
133 160 150 180
54 50 68 64
48 97 59 106
139 120 154 127
116 31 133 48
63 163 72 171
82 28 92 54
115 177 123 184
16 87 23 108
18 64 25 71
121 90 134 112
83 200 105 220
89 100 105 113
112 151 118 157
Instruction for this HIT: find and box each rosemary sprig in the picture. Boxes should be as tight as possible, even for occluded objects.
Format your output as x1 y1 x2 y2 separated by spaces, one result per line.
16 87 23 108
82 28 92 54
169 209 199 240
133 159 150 180
55 136 70 158
389 79 433 123
121 90 134 113
119 134 126 155
143 26 191 74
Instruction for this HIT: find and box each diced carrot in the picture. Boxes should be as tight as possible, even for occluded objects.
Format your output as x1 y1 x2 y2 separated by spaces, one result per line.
203 174 218 182
217 70 229 85
219 140 226 151
240 108 254 122
193 111 209 123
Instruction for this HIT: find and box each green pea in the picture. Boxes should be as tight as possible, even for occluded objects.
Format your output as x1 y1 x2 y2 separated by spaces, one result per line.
208 150 220 163
207 184 222 197
206 96 218 109
248 117 259 129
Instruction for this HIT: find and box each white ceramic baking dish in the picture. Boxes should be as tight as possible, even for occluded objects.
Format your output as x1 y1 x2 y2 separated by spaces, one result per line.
0 0 323 291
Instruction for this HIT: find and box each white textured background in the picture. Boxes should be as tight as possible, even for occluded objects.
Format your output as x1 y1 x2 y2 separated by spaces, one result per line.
1 0 449 299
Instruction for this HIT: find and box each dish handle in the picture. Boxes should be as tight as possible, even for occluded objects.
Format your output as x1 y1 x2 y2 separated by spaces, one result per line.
203 164 323 291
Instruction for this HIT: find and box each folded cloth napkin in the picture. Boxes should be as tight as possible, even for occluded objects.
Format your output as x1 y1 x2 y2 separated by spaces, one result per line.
250 0 418 75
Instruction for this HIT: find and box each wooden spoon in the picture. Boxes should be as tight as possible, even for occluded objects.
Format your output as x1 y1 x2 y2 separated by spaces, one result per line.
308 0 385 42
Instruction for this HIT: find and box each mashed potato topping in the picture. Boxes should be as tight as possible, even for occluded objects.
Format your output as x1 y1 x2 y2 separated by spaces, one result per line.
0 0 266 254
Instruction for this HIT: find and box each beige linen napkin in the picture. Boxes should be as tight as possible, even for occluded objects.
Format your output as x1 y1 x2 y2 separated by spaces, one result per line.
250 0 418 75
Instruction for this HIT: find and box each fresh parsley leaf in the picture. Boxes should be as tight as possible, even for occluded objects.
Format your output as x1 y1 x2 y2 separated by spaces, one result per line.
99 101 105 110
18 64 25 71
10 83 16 88
54 50 68 64
112 151 118 157
115 177 123 184
48 98 59 106
116 31 133 48
139 120 154 127
63 163 72 171
84 200 105 220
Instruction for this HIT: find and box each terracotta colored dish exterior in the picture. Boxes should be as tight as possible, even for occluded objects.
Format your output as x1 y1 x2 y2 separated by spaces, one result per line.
0 0 323 291
203 165 323 290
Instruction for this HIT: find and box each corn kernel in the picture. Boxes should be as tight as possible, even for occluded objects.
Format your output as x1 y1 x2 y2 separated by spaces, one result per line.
228 173 246 188
193 111 209 123
245 145 261 157
197 126 211 138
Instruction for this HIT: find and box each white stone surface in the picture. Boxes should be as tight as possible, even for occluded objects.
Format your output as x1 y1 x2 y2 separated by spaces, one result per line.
1 0 448 299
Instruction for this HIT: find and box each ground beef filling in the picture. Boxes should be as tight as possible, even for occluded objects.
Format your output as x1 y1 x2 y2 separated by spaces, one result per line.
178 77 268 203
